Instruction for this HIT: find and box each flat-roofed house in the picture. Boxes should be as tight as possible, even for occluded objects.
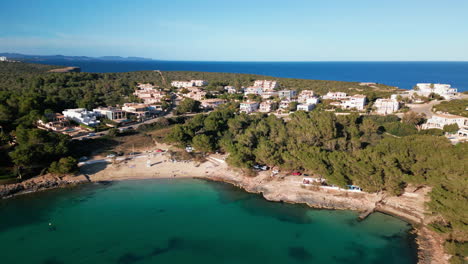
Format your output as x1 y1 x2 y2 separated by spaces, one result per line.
297 104 315 112
192 80 208 86
374 98 400 115
278 90 297 100
261 91 279 99
62 108 100 126
298 90 315 103
322 92 348 100
422 113 468 130
415 83 458 99
341 95 367 111
93 107 126 120
259 101 276 113
201 99 227 109
244 87 263 96
253 80 278 90
171 80 195 88
239 102 259 113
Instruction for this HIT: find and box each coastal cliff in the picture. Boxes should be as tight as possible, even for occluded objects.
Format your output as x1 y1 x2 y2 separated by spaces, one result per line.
0 174 90 199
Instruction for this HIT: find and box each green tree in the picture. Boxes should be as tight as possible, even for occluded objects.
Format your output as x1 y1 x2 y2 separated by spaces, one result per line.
48 156 78 174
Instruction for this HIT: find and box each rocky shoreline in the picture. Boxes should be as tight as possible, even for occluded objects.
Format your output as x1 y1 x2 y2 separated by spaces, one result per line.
0 174 90 199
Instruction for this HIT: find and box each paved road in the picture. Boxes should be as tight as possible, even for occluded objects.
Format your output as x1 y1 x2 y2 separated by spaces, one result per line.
405 100 442 118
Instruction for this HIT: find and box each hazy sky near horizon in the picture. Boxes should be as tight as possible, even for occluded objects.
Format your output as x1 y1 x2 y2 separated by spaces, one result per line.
1 0 468 61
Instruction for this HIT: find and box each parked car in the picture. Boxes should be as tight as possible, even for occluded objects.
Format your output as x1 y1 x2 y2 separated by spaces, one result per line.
106 154 116 158
253 164 269 171
88 133 96 137
291 172 302 176
78 156 88 162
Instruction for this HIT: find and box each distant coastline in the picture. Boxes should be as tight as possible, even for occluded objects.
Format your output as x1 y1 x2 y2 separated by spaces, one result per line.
19 59 468 91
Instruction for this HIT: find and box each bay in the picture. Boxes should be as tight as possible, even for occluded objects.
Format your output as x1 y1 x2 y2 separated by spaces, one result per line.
0 179 418 264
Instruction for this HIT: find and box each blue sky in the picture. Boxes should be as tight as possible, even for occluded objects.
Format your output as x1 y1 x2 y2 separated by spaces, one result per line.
1 0 467 61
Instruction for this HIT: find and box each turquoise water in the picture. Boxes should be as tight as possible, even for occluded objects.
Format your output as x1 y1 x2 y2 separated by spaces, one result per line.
0 179 418 264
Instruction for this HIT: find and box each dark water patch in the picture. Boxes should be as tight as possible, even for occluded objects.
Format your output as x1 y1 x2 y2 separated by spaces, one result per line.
96 248 109 255
288 246 313 262
117 252 144 264
370 229 419 264
206 180 313 224
149 247 170 257
42 257 64 264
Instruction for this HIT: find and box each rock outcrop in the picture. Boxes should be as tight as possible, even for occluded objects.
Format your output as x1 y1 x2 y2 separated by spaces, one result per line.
0 174 90 199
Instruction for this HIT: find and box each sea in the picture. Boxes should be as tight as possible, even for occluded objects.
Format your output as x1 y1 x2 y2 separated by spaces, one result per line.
30 60 468 91
0 179 418 264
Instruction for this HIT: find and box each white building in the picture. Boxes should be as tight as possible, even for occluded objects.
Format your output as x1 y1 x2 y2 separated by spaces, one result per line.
306 97 320 105
62 108 100 126
261 91 279 99
171 81 194 88
297 104 315 112
279 100 293 110
185 89 207 101
414 83 458 99
297 90 315 103
259 101 276 113
341 95 367 111
0 56 7 62
134 84 166 104
201 99 227 109
422 114 468 130
253 80 278 90
374 98 400 115
239 102 259 113
192 80 208 86
322 92 348 100
93 107 126 120
244 87 263 96
278 90 297 100
224 86 237 94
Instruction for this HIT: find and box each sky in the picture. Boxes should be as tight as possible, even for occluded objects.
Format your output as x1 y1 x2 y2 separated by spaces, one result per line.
1 0 468 61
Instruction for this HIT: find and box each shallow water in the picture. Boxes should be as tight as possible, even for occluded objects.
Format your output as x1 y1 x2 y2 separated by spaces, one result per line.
0 179 418 264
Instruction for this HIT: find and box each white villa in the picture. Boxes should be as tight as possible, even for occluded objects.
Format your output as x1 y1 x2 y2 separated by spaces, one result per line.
134 83 166 104
171 80 208 88
322 92 348 100
244 87 263 96
297 104 315 112
201 99 227 109
93 107 126 120
239 102 259 113
259 101 276 113
279 99 293 110
192 80 208 86
298 90 315 103
253 80 278 90
62 108 100 126
224 86 238 94
0 56 7 61
185 89 207 101
278 90 297 100
306 97 320 105
261 91 279 99
414 83 458 99
374 98 400 115
340 95 367 111
422 113 468 130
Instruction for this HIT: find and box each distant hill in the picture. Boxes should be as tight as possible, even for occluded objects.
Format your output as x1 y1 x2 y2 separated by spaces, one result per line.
0 53 155 62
